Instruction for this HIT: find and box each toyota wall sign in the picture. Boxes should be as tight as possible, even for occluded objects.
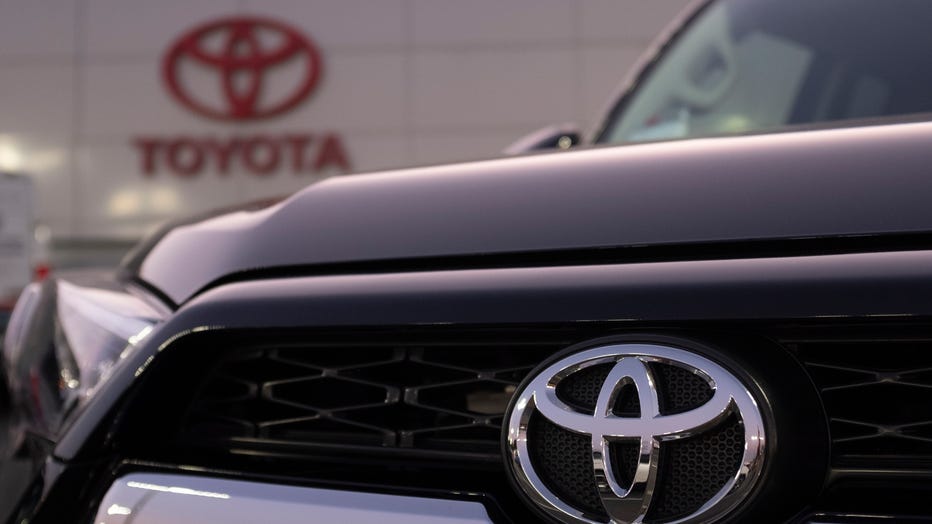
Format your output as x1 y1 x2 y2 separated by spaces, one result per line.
132 16 351 178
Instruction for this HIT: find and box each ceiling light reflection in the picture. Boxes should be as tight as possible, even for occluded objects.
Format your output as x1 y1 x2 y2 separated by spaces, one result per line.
107 190 142 217
107 187 183 218
107 504 132 516
0 137 23 171
126 481 230 499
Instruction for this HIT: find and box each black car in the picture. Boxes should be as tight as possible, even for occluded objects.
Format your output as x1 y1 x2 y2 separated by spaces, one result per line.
513 0 932 152
4 1 932 523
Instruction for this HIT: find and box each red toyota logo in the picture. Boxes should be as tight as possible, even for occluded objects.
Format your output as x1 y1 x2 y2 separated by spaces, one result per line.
163 17 322 121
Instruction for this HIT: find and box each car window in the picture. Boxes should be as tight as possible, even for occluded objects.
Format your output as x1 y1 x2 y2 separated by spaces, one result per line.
598 0 932 144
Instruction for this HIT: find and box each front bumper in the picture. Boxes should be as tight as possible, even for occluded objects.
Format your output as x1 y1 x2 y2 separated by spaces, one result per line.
93 472 494 523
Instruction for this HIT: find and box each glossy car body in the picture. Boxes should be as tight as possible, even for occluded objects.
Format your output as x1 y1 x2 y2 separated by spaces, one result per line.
3 120 932 522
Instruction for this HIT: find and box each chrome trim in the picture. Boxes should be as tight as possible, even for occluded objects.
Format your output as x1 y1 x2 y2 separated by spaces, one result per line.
506 343 766 524
806 514 913 523
93 473 494 523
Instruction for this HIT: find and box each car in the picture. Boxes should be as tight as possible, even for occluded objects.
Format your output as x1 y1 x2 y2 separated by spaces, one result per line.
5 120 932 524
510 0 932 152
4 1 932 523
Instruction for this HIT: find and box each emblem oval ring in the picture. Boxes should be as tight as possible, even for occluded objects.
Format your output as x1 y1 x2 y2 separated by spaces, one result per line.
505 342 767 524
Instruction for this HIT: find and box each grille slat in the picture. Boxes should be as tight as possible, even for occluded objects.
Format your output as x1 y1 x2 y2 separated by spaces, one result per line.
181 343 558 453
796 338 932 466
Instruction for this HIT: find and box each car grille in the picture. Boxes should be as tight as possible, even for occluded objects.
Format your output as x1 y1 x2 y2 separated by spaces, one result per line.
176 328 932 470
180 338 567 456
791 335 932 468
141 325 932 521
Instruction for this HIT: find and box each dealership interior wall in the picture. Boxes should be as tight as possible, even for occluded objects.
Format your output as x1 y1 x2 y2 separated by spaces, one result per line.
0 0 690 267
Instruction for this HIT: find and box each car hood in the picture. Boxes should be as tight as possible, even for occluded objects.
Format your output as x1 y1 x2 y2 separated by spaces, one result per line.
126 121 932 305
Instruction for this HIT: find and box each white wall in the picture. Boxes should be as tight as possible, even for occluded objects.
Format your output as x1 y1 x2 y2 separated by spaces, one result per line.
0 0 690 241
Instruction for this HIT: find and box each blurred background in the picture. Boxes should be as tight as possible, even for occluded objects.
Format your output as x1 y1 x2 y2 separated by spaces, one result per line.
0 0 690 279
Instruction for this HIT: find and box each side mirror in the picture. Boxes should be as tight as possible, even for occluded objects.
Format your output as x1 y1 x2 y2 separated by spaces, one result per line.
503 123 582 155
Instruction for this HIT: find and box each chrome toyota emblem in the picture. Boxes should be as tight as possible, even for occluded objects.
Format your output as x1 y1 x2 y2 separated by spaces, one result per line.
505 342 766 524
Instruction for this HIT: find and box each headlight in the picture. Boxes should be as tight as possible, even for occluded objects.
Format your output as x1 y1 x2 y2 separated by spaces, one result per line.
54 280 162 404
2 278 164 431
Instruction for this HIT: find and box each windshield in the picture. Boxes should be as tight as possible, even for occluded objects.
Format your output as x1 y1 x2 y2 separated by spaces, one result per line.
597 0 932 144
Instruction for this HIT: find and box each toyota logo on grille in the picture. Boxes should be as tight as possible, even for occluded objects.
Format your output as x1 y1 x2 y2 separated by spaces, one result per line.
163 16 322 120
505 341 767 524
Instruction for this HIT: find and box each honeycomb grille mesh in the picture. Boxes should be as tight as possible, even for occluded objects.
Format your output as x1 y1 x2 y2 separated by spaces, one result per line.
556 363 641 416
645 413 745 521
556 364 612 414
181 343 556 453
528 413 608 520
649 362 714 414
